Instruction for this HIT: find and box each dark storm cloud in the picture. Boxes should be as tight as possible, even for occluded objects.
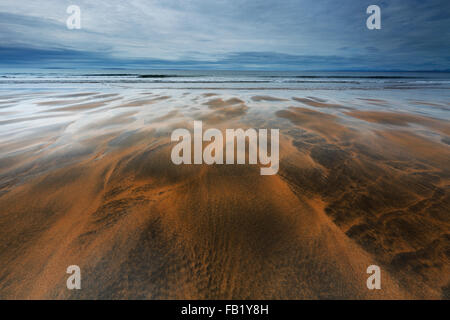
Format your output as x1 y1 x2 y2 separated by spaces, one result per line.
0 0 449 70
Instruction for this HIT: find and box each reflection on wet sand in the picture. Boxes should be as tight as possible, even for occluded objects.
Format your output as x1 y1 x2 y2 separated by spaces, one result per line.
0 90 448 299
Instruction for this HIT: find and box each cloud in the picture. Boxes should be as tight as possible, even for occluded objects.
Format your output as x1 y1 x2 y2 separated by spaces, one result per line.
0 0 449 70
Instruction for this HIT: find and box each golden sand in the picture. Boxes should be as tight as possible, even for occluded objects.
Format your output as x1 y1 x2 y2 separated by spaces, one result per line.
0 92 448 299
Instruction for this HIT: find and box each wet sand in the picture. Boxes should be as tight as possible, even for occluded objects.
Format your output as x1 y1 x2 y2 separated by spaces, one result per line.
0 90 448 299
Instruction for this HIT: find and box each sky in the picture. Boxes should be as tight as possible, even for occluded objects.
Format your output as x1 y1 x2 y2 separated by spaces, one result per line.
0 0 449 70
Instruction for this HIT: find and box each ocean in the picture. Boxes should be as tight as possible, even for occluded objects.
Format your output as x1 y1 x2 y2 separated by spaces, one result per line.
2 69 450 91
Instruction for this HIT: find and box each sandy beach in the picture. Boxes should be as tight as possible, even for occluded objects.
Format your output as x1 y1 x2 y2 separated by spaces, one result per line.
0 86 449 299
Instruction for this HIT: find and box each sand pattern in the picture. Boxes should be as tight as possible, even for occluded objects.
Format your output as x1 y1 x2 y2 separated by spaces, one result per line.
0 90 448 299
